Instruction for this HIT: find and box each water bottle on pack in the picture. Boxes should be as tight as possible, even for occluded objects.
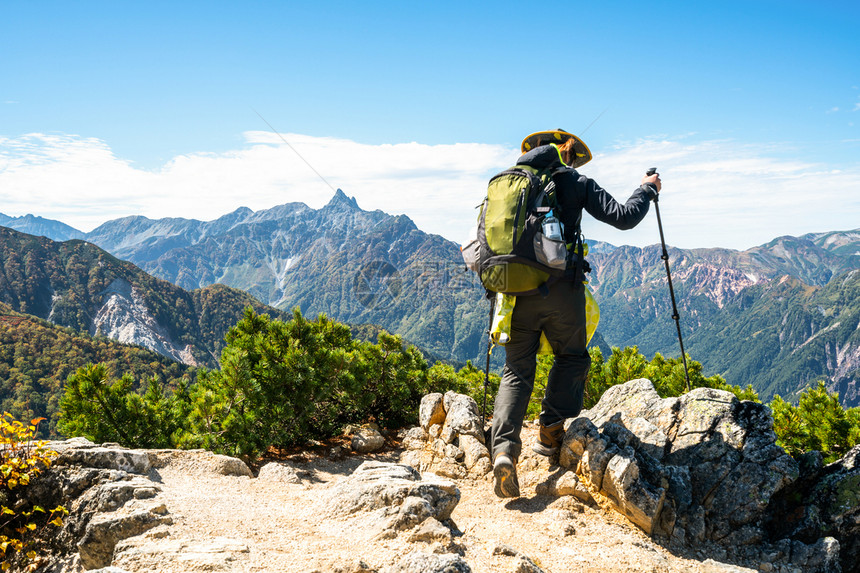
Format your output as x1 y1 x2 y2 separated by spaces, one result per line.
542 210 562 241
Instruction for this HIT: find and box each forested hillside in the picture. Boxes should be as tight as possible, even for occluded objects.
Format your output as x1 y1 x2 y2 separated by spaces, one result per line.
0 303 193 437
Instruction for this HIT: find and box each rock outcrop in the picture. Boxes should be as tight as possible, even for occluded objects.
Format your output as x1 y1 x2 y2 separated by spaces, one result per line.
554 379 846 573
765 445 860 573
317 460 461 545
27 439 177 571
30 438 254 572
399 391 492 480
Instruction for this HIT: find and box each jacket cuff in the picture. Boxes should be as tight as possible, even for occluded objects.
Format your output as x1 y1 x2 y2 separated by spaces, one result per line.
641 183 659 200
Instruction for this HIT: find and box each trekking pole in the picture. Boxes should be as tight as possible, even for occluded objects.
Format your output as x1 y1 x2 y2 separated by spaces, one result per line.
481 291 496 422
647 168 692 393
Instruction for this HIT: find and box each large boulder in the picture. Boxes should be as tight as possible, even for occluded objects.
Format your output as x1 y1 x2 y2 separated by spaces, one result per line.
558 379 844 572
25 455 172 569
318 461 461 540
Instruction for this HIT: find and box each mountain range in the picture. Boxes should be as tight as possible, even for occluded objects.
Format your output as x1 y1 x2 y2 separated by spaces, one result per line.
2 196 858 406
0 226 290 368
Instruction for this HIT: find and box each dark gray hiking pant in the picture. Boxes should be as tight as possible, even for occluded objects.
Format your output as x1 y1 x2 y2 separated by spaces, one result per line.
490 280 591 461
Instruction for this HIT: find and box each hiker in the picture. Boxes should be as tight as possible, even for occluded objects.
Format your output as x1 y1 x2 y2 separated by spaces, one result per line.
491 129 660 498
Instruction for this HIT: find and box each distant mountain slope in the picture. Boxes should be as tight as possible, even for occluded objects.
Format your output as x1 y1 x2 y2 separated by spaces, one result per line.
588 231 859 347
85 190 488 362
0 227 290 368
0 212 85 241
686 270 860 405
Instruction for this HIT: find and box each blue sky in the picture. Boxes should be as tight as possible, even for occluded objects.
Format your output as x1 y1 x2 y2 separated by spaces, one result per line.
1 0 858 249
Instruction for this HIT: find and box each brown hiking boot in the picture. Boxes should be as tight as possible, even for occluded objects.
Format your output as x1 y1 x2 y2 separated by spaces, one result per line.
493 454 520 498
532 421 565 456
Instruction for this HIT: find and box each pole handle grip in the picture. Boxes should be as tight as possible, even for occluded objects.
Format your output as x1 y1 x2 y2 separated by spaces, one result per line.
646 167 658 176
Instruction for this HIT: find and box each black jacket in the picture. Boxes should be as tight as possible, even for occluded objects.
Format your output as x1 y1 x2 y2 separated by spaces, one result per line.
516 144 656 244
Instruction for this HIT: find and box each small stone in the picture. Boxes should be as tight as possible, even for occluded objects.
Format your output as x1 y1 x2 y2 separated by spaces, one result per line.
381 551 470 573
492 543 520 557
444 443 464 462
563 523 576 536
352 426 386 453
514 556 546 573
408 517 452 543
257 462 302 484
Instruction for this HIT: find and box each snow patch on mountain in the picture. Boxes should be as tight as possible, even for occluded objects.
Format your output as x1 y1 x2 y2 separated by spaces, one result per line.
91 278 199 366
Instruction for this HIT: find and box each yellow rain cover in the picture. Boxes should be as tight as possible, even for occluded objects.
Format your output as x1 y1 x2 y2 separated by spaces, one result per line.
490 284 600 355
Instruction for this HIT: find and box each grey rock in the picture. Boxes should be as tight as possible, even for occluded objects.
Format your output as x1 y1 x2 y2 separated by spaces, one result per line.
399 449 423 470
534 469 595 505
492 543 520 557
440 392 484 444
257 462 302 484
78 508 173 569
600 446 665 535
458 434 490 470
514 555 546 573
419 393 446 431
766 445 858 573
408 517 453 544
391 496 435 530
88 478 162 512
319 461 460 522
49 438 151 474
112 536 250 571
145 448 252 476
402 426 429 450
444 443 464 462
382 551 471 573
209 453 254 477
353 426 386 453
430 459 468 480
556 378 822 567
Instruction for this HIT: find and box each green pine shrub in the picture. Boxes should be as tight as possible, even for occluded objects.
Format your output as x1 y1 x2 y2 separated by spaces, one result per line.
58 363 186 448
177 308 432 460
771 380 860 463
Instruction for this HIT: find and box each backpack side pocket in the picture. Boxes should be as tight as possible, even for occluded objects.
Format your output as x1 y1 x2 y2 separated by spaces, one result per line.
533 232 567 270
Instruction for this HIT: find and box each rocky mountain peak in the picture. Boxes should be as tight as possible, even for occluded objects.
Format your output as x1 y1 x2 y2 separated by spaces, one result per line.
324 188 361 211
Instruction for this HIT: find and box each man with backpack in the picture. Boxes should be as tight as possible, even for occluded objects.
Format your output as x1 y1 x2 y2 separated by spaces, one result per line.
489 129 661 498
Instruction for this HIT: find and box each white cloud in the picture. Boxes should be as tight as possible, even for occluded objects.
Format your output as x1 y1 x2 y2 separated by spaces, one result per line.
1 132 858 251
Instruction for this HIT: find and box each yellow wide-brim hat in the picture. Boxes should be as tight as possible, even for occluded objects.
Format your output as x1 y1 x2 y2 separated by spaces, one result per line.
521 129 592 168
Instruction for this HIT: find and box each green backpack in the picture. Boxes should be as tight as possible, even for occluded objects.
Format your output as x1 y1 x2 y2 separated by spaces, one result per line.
462 165 579 295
